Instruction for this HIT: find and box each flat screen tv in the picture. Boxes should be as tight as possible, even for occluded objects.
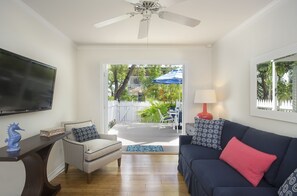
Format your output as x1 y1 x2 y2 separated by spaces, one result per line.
0 48 57 116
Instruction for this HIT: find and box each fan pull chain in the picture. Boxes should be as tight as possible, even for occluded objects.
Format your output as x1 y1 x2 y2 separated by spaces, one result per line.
146 20 149 48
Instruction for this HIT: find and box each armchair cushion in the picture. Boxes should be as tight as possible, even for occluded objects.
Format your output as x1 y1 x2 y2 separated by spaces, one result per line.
83 139 122 161
72 124 100 142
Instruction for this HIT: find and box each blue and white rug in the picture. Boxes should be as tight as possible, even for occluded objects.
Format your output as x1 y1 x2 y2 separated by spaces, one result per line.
126 145 164 152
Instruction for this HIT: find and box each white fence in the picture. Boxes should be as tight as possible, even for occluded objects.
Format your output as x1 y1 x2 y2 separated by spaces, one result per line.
108 101 151 123
257 99 293 112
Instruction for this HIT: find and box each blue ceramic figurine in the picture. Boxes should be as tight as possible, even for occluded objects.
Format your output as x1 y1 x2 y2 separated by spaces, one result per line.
5 123 24 152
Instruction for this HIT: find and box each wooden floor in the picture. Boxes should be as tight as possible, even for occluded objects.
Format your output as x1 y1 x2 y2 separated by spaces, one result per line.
52 154 190 196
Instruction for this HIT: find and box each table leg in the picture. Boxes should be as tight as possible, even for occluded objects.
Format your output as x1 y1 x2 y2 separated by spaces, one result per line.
21 143 61 196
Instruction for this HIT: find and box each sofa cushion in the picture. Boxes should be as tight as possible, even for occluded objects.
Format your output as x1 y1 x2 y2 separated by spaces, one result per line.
191 118 225 150
179 135 193 146
213 187 278 196
275 139 297 187
191 160 272 196
220 120 249 148
220 137 277 186
241 128 291 185
72 124 100 142
278 168 297 196
83 139 122 161
63 120 93 141
180 144 221 166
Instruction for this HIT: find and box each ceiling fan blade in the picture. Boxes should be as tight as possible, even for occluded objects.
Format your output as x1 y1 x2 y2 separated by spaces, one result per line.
158 11 200 27
125 0 141 4
159 0 187 8
138 19 150 39
94 14 133 28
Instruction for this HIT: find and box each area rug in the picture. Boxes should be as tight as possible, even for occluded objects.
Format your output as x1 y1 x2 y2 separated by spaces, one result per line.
126 145 164 152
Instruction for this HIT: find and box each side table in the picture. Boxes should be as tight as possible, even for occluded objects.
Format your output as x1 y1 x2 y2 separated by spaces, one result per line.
0 131 70 196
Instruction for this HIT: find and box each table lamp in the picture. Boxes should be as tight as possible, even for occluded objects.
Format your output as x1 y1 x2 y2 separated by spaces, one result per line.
194 89 216 120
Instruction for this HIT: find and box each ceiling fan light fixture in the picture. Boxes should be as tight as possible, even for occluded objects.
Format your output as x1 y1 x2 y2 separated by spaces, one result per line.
134 1 161 14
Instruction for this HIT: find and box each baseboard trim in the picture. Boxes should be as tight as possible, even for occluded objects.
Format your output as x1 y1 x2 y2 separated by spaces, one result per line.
48 163 64 181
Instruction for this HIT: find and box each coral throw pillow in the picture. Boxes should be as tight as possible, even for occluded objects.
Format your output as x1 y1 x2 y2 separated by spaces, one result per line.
219 137 277 187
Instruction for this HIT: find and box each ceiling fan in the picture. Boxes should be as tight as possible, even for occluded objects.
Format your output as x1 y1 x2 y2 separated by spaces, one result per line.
94 0 200 39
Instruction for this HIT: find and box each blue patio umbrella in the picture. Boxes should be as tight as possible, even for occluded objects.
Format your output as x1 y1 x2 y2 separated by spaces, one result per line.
153 68 182 84
152 68 183 102
153 68 183 129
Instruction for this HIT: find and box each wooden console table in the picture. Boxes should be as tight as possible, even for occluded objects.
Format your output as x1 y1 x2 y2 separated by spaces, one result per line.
0 132 70 196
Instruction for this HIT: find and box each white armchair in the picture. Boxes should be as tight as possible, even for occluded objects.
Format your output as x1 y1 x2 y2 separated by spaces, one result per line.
62 120 122 183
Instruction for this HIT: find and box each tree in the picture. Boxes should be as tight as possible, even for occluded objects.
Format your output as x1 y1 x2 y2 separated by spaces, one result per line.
257 61 295 103
108 64 136 101
257 62 272 100
107 64 183 122
138 65 162 99
275 61 294 101
138 65 181 102
108 64 182 103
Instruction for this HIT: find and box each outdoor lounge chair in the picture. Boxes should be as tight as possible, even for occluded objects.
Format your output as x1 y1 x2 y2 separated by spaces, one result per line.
158 109 174 124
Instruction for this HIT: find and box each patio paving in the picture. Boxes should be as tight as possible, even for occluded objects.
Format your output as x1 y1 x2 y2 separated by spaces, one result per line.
108 122 181 154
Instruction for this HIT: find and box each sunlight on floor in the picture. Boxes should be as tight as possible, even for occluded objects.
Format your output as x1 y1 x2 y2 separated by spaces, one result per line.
113 137 179 146
108 122 181 153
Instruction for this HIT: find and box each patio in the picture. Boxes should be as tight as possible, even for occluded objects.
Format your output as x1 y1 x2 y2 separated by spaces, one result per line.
108 122 181 154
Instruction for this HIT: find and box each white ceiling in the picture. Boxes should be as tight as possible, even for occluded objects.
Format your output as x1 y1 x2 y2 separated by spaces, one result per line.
22 0 273 45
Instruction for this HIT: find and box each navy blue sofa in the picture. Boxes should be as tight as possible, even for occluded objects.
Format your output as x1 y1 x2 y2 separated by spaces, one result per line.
178 120 297 196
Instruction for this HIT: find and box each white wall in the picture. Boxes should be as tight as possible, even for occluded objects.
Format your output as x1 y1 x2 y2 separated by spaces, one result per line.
76 45 212 132
212 0 297 137
0 0 77 195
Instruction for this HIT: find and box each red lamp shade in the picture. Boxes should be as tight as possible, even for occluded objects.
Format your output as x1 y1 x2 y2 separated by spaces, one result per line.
194 90 216 120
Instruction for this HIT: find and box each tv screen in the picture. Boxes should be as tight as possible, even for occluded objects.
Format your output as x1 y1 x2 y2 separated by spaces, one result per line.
0 48 57 116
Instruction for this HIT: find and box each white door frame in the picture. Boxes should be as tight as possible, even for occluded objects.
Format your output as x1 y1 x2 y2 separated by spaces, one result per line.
99 64 109 133
100 64 188 135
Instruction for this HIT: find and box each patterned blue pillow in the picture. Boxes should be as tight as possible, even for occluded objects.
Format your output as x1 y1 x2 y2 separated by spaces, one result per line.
72 124 100 142
191 117 225 150
278 168 297 196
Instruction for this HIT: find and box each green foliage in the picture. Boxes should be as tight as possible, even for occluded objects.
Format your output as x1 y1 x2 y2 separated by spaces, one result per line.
257 62 272 99
108 64 129 86
108 64 183 102
154 84 182 103
108 119 116 129
257 61 295 102
138 65 182 103
277 82 292 101
120 90 138 101
275 62 294 101
138 101 173 123
108 64 129 98
138 65 162 88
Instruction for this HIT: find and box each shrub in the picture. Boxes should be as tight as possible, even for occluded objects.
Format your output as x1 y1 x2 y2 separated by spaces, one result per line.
138 101 174 123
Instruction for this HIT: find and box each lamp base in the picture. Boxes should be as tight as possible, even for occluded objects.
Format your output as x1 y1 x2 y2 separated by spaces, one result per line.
197 112 213 120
